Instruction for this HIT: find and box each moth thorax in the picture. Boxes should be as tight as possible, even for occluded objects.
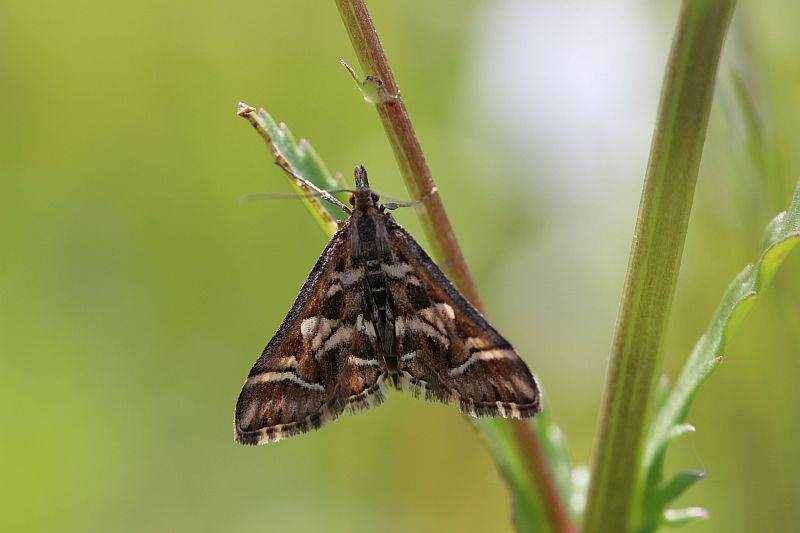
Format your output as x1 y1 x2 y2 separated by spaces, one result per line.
354 212 391 261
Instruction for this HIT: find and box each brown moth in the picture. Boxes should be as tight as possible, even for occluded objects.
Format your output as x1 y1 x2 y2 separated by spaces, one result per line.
234 166 541 444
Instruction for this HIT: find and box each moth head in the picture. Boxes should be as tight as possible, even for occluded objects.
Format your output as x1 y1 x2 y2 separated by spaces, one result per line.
348 191 380 207
350 165 379 209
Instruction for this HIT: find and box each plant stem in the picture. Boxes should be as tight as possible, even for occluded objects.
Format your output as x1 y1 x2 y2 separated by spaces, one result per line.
582 1 737 532
334 0 480 308
510 420 577 533
334 1 574 532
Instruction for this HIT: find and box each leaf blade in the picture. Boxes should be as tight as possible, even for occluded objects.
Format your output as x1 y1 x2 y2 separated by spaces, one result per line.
637 181 800 531
237 103 349 234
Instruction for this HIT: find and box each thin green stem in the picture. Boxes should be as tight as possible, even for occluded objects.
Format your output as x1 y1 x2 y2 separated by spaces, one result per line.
334 1 574 532
582 1 737 532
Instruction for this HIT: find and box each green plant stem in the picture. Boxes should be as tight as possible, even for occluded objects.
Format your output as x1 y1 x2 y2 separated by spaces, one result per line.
334 1 574 532
582 1 737 532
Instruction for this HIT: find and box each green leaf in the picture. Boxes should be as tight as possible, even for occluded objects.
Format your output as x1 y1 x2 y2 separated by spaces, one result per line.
530 399 574 508
480 419 551 533
480 393 574 533
656 470 705 509
637 181 800 531
237 102 349 235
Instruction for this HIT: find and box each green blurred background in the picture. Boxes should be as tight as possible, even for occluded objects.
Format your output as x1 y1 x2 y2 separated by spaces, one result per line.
1 1 798 531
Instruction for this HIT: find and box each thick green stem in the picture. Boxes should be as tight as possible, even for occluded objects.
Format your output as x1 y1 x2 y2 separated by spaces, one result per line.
582 1 736 532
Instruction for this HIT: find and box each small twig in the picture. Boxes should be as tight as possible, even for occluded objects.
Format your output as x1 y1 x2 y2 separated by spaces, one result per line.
334 1 574 532
510 421 577 533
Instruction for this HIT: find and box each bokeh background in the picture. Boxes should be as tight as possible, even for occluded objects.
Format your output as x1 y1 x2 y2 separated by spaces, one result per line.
2 1 799 532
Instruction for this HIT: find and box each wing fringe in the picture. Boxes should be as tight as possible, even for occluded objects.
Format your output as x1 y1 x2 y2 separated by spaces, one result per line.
395 371 541 419
234 376 390 445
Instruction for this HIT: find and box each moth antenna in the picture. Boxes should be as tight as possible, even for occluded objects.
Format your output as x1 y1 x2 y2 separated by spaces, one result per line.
240 189 356 204
381 186 438 211
274 161 352 214
365 188 408 203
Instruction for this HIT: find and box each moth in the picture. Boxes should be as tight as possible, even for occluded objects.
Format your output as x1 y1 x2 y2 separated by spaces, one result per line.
234 166 541 444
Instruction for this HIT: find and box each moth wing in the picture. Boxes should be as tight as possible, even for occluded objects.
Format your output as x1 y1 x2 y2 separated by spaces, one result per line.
235 224 389 445
385 218 541 418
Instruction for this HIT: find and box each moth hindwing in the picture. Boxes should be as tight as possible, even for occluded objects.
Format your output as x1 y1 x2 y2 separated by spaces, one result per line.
234 166 541 445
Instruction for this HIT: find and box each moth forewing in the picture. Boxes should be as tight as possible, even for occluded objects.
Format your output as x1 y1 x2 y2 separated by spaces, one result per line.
234 166 540 445
383 219 541 418
234 224 391 445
